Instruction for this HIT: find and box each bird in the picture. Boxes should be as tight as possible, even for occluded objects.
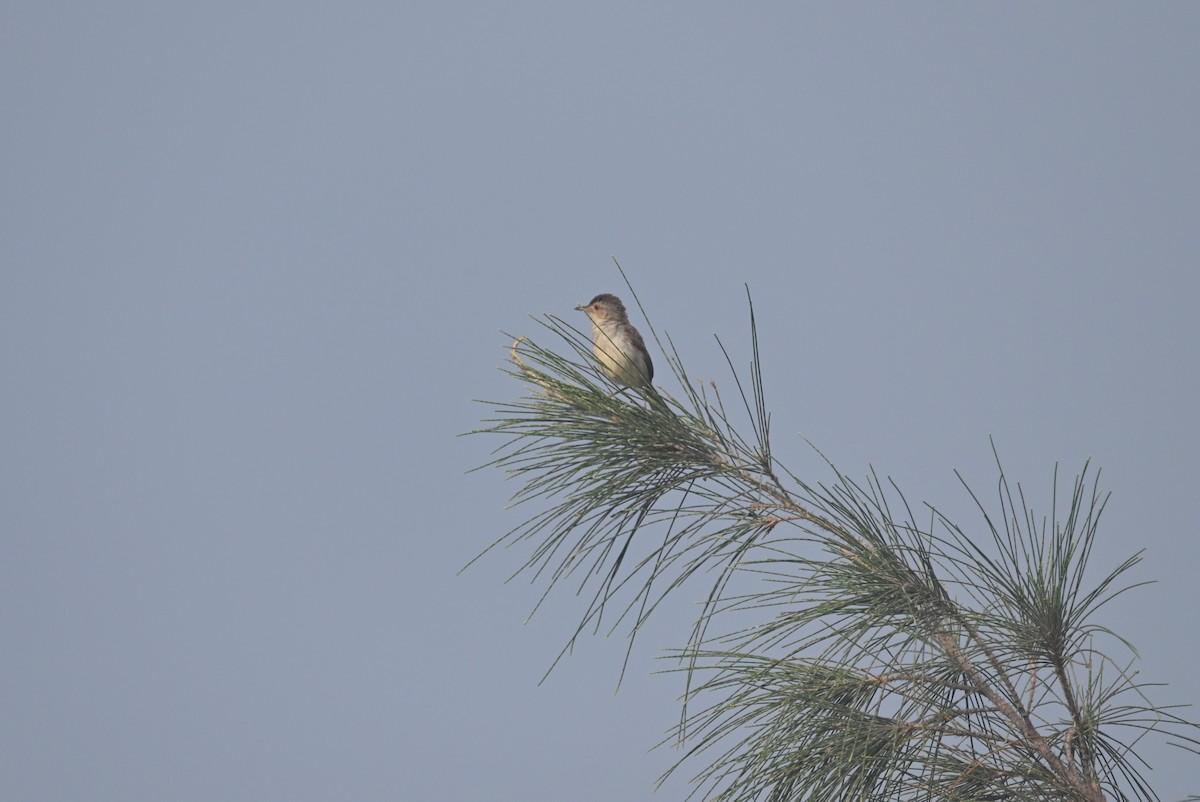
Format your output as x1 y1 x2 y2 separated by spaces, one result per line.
575 293 654 389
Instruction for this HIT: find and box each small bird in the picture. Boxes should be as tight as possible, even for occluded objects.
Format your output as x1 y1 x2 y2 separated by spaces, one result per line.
575 293 654 389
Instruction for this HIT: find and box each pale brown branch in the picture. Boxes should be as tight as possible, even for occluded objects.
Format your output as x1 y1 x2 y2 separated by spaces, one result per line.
935 632 1106 802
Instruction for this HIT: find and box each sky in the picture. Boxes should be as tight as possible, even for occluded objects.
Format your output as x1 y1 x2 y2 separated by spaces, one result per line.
3 3 1198 800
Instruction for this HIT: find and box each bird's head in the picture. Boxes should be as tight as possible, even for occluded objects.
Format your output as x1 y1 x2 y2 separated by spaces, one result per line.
575 293 628 323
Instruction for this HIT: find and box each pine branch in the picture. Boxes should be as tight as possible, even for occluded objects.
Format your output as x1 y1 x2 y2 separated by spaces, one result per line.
467 295 1199 802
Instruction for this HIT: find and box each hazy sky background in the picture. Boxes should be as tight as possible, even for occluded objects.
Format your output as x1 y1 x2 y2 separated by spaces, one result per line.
3 4 1198 800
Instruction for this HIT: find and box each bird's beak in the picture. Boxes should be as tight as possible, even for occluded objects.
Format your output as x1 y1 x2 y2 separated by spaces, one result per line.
574 305 586 312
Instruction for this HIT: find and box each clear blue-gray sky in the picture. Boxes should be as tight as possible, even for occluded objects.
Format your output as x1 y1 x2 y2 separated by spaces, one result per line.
3 4 1198 800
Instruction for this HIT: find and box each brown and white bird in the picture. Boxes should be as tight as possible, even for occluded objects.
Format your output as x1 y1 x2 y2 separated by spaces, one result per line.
575 293 654 389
